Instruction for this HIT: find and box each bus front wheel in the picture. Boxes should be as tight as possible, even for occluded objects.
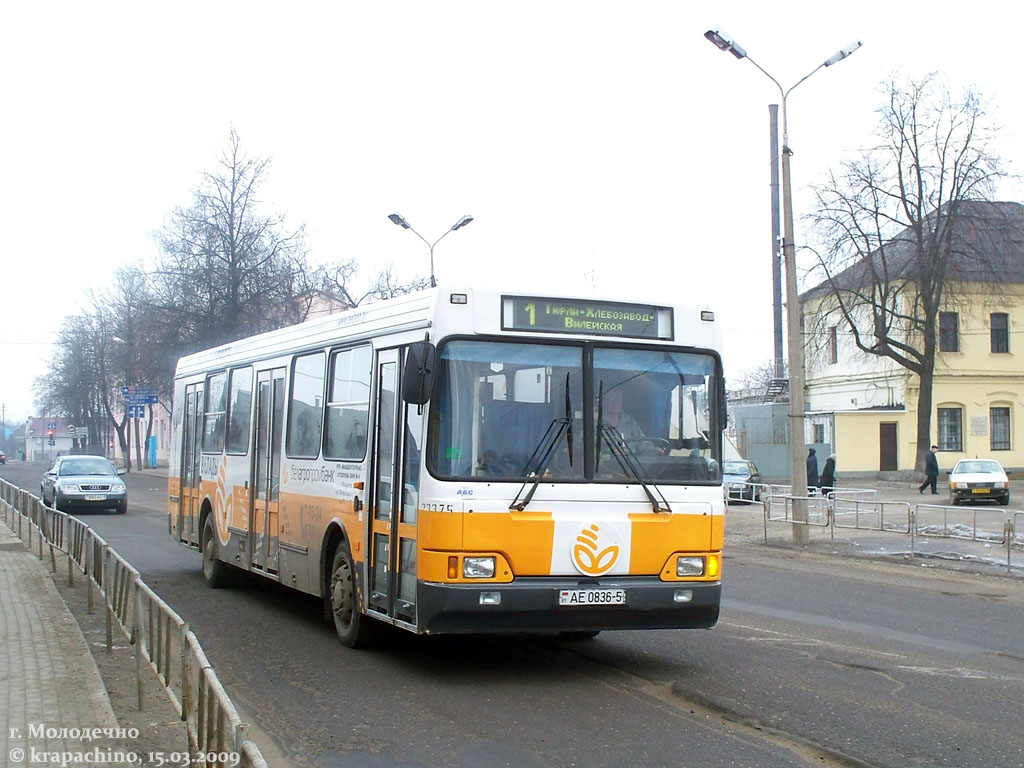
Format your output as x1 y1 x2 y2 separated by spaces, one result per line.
201 515 227 588
330 543 372 648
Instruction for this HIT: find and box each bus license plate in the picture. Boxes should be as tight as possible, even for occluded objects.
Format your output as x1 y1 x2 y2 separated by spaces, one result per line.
558 588 626 606
85 495 106 501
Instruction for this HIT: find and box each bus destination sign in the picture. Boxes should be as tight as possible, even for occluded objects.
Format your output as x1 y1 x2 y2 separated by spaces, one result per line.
502 296 673 340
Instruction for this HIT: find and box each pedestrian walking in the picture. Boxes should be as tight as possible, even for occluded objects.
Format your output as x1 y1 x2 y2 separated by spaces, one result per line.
806 448 819 494
819 454 836 495
918 445 940 494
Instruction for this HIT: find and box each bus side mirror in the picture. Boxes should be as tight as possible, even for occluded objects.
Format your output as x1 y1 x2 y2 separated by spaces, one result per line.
402 340 436 405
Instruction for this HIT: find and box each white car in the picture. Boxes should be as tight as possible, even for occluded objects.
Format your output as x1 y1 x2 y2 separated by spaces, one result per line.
947 459 1009 506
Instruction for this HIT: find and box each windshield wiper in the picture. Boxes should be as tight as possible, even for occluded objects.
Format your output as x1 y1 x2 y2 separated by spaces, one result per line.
597 425 672 514
510 374 574 512
508 418 571 511
564 372 574 469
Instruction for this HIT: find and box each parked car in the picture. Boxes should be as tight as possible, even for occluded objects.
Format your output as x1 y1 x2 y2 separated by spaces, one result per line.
947 459 1009 506
40 455 128 514
723 459 762 502
0 450 6 464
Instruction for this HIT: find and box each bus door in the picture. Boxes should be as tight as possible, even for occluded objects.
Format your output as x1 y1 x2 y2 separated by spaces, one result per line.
251 368 285 574
367 348 421 624
179 383 203 545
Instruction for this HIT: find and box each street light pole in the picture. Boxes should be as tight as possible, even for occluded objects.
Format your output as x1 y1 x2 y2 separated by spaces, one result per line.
388 213 474 288
704 29 862 544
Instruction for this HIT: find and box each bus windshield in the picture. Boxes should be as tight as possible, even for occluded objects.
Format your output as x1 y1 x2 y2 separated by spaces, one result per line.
429 339 721 484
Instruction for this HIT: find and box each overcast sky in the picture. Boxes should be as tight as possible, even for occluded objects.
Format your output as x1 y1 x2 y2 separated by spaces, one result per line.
1 1 1021 423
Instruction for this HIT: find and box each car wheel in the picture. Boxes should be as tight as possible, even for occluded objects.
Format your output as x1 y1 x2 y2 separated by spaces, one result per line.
201 515 227 588
329 542 372 648
116 501 127 515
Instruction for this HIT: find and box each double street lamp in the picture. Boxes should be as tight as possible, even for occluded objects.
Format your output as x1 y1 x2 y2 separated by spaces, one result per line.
705 29 862 543
388 213 474 288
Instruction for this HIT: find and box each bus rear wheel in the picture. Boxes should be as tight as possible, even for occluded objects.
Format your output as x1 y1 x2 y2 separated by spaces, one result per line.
330 543 372 648
201 515 227 588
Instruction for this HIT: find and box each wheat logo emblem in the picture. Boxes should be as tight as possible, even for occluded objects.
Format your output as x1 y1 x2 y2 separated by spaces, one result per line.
572 524 620 576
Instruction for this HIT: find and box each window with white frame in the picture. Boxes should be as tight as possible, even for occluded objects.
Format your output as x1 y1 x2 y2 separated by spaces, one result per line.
937 407 962 451
991 406 1011 451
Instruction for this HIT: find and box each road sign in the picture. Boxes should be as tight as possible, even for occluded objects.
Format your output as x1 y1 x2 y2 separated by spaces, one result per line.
127 405 146 419
68 424 76 435
47 421 56 430
123 394 158 405
122 385 156 397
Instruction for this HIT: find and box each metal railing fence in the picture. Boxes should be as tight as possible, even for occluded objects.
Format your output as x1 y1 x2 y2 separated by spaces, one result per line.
0 478 268 768
761 489 1021 573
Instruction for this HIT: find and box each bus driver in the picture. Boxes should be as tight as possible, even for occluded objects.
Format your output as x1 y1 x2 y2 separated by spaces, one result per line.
602 388 645 442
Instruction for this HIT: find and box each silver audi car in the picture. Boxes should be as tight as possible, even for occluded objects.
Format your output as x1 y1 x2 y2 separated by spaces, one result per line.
41 455 128 514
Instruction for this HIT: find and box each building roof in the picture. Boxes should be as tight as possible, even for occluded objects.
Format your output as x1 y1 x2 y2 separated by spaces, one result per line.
802 200 1024 301
26 417 79 438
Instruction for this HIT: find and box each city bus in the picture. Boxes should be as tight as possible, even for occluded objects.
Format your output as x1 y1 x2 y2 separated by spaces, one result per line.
168 286 727 647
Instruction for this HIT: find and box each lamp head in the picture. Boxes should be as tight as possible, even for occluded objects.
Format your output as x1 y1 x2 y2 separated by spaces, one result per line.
388 212 411 229
704 28 746 59
451 215 473 231
824 40 863 67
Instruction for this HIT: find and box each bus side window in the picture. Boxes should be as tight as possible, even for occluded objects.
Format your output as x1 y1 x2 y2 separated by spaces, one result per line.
226 366 253 454
202 371 228 453
287 352 326 458
325 346 371 460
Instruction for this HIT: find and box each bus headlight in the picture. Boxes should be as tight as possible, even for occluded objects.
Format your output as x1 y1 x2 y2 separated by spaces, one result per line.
676 556 705 577
463 557 496 579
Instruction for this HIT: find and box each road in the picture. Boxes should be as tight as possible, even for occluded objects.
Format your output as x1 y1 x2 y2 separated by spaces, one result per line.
3 460 1022 767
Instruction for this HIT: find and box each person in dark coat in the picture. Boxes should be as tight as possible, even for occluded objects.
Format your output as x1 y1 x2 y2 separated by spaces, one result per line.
819 454 836 495
918 445 940 494
806 448 819 493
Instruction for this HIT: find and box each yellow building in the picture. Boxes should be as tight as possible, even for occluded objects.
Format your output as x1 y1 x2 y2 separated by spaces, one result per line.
802 202 1024 476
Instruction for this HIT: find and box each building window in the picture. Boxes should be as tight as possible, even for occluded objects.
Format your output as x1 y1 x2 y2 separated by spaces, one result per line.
937 407 962 452
828 326 838 364
991 313 1009 353
939 312 959 353
991 407 1011 451
813 423 825 444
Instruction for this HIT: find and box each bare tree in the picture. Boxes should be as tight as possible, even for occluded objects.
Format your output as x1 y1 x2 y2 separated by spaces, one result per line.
317 259 431 308
805 73 1014 471
152 127 313 353
369 264 431 301
733 359 780 393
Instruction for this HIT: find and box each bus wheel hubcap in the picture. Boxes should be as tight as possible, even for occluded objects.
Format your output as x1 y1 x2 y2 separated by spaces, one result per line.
332 561 354 624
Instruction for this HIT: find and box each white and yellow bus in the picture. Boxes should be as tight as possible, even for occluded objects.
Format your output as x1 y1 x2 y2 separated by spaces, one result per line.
169 287 727 646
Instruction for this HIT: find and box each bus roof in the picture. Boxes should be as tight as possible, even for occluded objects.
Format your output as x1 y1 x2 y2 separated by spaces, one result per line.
173 286 721 378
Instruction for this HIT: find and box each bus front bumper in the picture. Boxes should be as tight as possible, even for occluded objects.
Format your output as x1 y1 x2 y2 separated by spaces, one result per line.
417 577 720 635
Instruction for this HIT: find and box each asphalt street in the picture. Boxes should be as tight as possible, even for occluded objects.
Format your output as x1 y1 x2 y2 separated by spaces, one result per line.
2 460 1022 768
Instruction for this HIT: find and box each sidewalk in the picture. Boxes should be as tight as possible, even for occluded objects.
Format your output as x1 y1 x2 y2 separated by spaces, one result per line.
0 521 134 766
